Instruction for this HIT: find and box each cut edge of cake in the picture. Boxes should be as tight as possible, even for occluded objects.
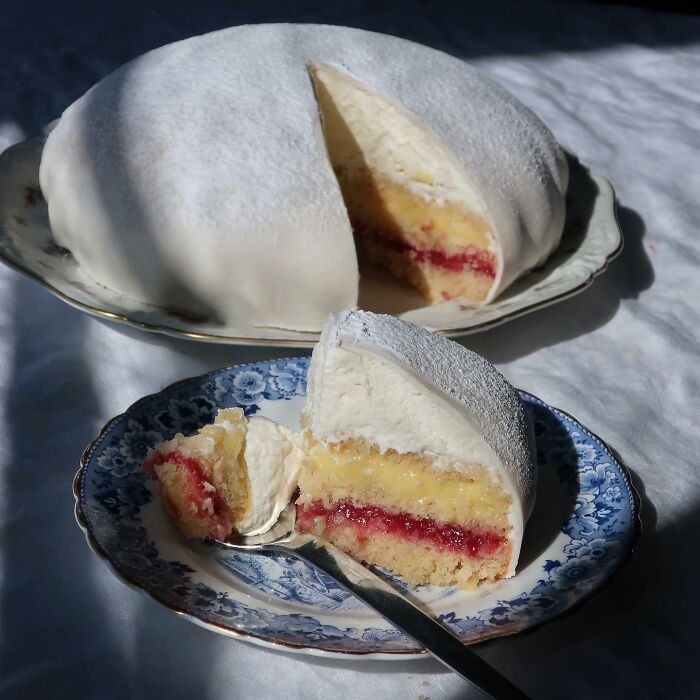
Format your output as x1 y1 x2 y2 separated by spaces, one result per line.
310 61 505 305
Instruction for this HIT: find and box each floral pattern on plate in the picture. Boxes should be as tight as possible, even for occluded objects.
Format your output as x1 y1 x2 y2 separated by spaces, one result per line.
74 358 638 657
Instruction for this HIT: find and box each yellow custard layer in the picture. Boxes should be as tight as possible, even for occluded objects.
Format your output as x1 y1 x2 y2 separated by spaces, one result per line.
337 167 493 252
299 440 511 528
311 65 493 253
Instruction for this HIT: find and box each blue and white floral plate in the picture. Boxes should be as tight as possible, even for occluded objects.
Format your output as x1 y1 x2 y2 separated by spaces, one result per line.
73 358 639 659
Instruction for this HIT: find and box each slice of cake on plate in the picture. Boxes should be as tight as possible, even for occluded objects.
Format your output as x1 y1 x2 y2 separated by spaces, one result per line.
297 309 536 588
143 408 302 539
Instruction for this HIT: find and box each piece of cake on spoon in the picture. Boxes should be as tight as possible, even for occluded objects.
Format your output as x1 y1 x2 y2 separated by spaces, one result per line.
143 408 302 540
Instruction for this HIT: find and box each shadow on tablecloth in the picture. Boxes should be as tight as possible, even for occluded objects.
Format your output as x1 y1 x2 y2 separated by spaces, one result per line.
465 202 654 363
0 276 225 697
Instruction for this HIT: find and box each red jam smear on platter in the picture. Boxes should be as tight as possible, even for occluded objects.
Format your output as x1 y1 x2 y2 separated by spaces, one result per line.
143 450 231 539
296 500 505 558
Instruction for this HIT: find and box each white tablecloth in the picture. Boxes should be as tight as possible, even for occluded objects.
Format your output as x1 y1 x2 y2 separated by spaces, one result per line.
1 1 698 698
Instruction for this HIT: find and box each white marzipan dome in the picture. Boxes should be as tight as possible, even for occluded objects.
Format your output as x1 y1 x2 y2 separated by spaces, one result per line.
39 23 568 331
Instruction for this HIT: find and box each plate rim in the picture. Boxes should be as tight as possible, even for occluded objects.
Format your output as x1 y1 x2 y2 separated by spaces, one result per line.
2 136 622 347
72 358 641 660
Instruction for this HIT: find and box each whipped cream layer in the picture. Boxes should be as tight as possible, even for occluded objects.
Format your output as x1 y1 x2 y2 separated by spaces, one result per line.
239 416 303 535
307 345 499 472
305 310 536 575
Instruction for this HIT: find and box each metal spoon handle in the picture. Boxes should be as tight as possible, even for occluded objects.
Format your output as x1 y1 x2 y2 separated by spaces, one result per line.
272 531 528 700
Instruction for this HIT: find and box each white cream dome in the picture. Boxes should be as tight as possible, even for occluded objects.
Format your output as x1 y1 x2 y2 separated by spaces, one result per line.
39 23 568 331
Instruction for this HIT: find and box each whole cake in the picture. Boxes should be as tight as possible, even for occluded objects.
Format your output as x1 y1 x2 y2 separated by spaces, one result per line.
143 408 302 539
40 24 568 330
296 310 536 588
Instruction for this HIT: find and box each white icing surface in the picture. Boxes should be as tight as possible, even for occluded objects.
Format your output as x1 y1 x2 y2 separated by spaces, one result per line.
306 309 536 574
39 23 567 330
238 416 303 536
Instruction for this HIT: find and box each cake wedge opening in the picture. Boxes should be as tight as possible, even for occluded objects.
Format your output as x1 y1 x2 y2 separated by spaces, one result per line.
310 62 498 304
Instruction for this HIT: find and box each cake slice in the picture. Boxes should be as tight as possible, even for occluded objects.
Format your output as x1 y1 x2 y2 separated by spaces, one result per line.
297 310 536 589
143 408 302 539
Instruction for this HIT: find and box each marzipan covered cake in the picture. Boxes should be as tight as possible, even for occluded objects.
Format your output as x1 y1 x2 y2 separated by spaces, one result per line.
296 310 536 589
40 24 568 330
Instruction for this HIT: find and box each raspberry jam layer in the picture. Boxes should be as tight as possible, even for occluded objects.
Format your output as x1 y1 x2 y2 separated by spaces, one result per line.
144 450 231 539
296 500 505 558
370 232 496 277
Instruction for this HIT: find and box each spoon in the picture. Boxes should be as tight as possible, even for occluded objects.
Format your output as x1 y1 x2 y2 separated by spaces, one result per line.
204 503 527 700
